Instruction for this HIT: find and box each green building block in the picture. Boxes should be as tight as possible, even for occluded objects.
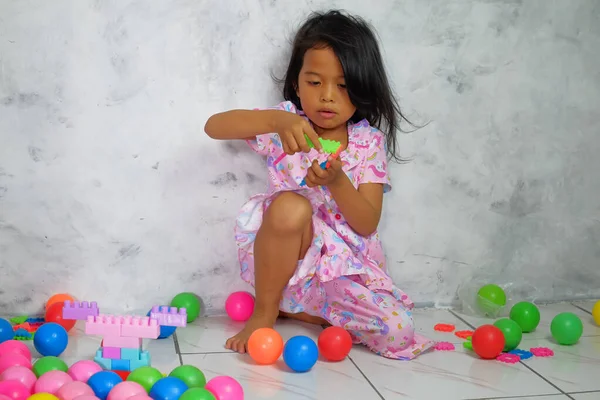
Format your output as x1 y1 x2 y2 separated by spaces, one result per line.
304 134 341 154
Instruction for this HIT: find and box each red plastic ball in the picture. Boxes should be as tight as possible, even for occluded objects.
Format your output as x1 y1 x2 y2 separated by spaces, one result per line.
45 302 76 332
318 326 353 361
471 324 505 359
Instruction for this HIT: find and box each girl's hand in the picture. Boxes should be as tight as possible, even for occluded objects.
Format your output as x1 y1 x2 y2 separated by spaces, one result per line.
272 111 322 155
304 157 344 188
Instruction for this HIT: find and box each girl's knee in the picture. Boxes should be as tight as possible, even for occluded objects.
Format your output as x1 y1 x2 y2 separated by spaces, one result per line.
378 309 415 346
264 192 312 233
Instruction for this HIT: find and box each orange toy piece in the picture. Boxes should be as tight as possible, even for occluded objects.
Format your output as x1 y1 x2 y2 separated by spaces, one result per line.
46 294 75 310
247 328 283 365
455 330 474 339
434 323 456 332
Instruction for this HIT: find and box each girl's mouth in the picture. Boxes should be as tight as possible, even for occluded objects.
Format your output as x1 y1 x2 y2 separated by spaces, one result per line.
318 110 336 119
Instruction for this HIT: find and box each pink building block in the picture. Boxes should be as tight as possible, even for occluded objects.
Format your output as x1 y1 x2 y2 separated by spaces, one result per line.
150 306 187 327
102 346 121 359
63 301 99 320
120 316 159 339
102 336 142 349
85 315 124 337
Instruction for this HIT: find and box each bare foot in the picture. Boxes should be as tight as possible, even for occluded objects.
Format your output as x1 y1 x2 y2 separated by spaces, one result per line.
279 311 329 326
225 309 278 353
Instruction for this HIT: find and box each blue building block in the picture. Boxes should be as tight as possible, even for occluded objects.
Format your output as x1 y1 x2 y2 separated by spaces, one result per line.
129 350 151 371
111 359 131 371
121 347 141 361
94 348 112 370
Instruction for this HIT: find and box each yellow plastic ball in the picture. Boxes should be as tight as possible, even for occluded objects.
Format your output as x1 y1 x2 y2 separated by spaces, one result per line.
592 300 600 326
28 394 59 400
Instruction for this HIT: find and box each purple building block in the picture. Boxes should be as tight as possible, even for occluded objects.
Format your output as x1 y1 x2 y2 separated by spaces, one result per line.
63 301 99 320
150 305 187 327
102 346 121 359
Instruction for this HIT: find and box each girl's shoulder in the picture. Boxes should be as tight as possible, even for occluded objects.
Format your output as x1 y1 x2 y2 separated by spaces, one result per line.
348 119 386 154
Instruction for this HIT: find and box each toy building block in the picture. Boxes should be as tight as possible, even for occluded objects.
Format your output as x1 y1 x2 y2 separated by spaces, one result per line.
120 316 159 339
102 336 142 349
111 359 131 371
150 306 187 327
63 301 99 320
129 350 151 371
102 347 121 359
94 349 112 370
120 347 141 361
85 315 124 337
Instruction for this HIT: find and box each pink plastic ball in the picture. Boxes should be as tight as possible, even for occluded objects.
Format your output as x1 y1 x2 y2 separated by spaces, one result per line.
67 361 103 383
0 354 32 375
0 366 37 392
72 396 100 400
0 380 30 400
106 382 145 400
225 292 255 322
126 396 152 400
56 381 94 400
34 371 73 395
0 395 11 400
205 376 244 400
0 342 31 362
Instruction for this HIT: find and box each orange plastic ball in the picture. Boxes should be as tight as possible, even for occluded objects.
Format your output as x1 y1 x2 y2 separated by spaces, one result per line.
45 302 76 332
247 328 283 365
46 294 74 310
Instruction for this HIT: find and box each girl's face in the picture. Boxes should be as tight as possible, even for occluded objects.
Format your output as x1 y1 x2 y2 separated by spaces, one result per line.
296 47 356 134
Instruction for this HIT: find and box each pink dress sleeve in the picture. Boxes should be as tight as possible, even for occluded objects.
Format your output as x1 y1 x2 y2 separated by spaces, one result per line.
245 101 298 156
359 129 392 193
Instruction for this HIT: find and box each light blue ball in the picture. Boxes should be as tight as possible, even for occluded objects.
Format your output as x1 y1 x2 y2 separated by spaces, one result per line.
283 335 318 372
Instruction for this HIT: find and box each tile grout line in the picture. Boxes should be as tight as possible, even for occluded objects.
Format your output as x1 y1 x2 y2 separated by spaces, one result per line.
347 355 386 400
571 302 593 315
464 393 567 400
172 332 184 365
448 309 477 330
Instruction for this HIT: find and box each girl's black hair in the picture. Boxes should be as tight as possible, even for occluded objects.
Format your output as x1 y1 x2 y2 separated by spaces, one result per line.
281 10 412 162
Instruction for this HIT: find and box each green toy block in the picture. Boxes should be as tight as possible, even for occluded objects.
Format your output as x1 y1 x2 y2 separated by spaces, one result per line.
304 134 341 154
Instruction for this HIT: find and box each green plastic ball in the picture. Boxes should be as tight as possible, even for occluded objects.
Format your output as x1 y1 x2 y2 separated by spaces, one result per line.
32 356 68 377
171 292 201 323
477 284 506 315
127 366 164 393
550 312 583 345
493 318 523 351
169 365 206 389
509 301 541 333
179 388 216 400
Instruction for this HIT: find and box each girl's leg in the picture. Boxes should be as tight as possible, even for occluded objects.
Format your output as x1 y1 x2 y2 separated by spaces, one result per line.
226 192 314 353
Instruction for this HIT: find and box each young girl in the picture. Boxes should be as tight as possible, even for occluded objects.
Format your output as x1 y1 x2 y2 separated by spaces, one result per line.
205 10 433 360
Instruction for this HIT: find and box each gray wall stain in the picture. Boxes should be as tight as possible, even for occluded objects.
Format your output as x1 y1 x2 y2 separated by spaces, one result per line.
210 172 238 187
28 146 43 162
117 244 142 260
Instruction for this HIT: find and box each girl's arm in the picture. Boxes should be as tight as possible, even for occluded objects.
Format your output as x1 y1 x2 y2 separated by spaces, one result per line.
204 110 282 140
328 176 383 237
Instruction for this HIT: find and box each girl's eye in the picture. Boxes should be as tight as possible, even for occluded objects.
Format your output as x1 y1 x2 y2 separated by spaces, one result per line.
338 84 347 89
308 81 320 86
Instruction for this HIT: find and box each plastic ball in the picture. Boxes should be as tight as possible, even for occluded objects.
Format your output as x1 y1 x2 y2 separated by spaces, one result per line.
126 396 153 400
509 302 541 333
283 336 318 372
471 324 506 359
0 366 37 392
106 382 146 400
477 284 506 315
493 318 523 351
45 302 76 333
0 380 30 400
0 320 14 344
168 366 206 389
225 292 255 322
318 326 352 361
148 377 188 400
247 328 283 365
34 371 73 395
550 312 583 345
592 300 600 326
56 381 94 400
32 357 68 378
28 394 60 400
204 376 243 400
145 312 175 340
67 361 103 383
46 294 75 311
71 396 99 400
170 293 201 323
0 353 32 375
33 323 68 357
178 389 215 400
0 341 31 362
87 371 122 400
126 367 163 393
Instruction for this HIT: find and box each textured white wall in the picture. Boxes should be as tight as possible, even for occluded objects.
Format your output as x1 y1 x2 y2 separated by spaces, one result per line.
1 0 599 315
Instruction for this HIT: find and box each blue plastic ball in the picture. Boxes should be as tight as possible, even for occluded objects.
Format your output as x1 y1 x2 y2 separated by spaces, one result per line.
88 371 123 400
146 310 177 339
0 318 15 344
283 335 318 372
149 377 188 400
33 322 68 356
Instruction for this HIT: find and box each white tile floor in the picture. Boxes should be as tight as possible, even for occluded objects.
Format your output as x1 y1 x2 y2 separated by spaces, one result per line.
13 301 600 400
